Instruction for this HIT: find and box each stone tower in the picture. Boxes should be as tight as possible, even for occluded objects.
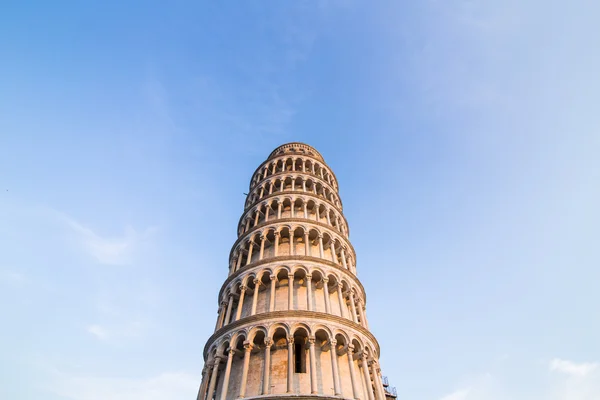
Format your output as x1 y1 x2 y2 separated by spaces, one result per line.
197 143 388 400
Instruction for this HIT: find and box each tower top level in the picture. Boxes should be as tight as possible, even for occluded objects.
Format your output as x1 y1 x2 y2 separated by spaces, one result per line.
268 142 325 162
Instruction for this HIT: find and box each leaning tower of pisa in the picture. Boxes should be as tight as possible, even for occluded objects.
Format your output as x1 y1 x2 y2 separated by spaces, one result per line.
197 143 389 400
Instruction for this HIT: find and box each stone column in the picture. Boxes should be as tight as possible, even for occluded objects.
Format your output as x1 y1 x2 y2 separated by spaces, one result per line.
326 211 332 226
196 366 209 400
331 241 338 263
280 180 284 191
274 232 279 256
361 354 375 400
347 346 361 400
246 241 254 266
289 230 295 256
362 304 370 329
251 279 260 316
329 339 342 396
236 252 243 271
308 337 318 394
337 285 347 318
306 274 313 311
214 305 224 331
238 342 253 398
315 205 320 221
269 275 276 312
302 179 306 191
303 203 308 218
357 299 368 328
269 181 274 194
262 339 273 395
265 205 270 222
349 291 358 323
224 295 234 326
371 361 385 400
304 232 310 256
219 348 235 400
206 356 221 400
287 337 294 393
277 203 282 218
318 235 324 258
217 302 227 329
235 286 247 321
291 178 295 191
288 273 294 310
340 248 348 269
254 209 260 226
259 235 265 260
323 278 331 313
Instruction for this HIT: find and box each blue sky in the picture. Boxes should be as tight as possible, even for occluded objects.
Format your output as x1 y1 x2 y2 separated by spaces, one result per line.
1 1 599 399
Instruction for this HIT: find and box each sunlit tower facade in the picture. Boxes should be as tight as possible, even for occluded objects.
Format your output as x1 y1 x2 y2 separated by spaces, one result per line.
196 143 393 400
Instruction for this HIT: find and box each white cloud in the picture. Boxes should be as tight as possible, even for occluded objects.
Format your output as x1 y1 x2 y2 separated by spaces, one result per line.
0 269 26 286
86 325 109 340
550 359 598 377
61 214 157 266
48 370 199 400
440 388 471 400
86 319 147 341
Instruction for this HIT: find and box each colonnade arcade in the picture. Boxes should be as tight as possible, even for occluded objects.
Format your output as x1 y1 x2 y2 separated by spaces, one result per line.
230 224 356 275
239 194 349 237
245 174 342 211
249 154 339 194
215 264 369 332
198 323 385 400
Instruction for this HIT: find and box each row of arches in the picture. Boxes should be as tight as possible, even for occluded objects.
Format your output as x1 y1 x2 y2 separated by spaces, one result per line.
251 153 338 193
238 194 348 237
245 175 341 211
230 225 356 275
216 265 368 331
198 323 385 400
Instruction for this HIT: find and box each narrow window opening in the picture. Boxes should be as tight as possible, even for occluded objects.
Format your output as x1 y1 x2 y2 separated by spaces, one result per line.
294 342 305 373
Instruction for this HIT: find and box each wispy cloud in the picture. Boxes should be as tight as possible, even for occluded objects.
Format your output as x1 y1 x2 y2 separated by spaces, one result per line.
86 319 146 342
440 388 471 400
60 214 157 266
550 358 599 377
47 369 199 400
0 269 27 286
86 325 109 340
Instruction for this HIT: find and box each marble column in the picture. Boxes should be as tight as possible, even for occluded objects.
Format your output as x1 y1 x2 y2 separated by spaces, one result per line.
347 346 361 400
235 286 247 321
306 274 313 311
308 337 318 394
262 339 273 395
269 275 276 312
361 354 374 400
251 279 260 316
287 337 294 393
206 356 221 400
323 278 331 313
219 348 235 400
238 343 252 398
329 339 342 396
288 273 294 310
